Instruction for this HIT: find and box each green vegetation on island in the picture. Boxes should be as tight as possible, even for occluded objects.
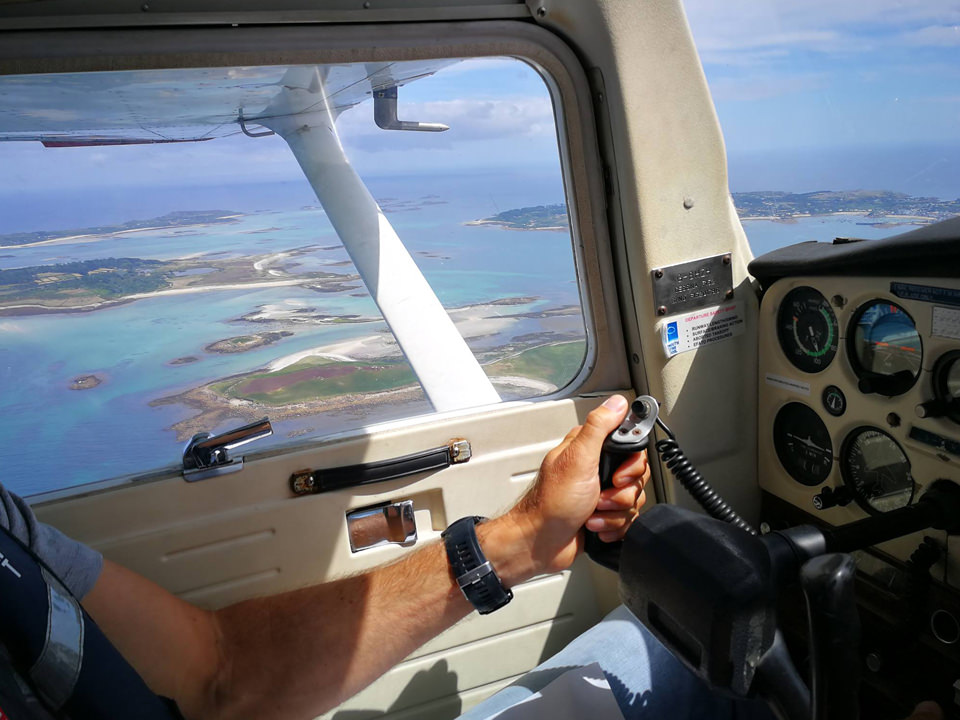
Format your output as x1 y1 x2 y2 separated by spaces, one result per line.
204 332 294 354
211 356 418 406
0 210 243 247
468 204 569 231
0 257 169 302
0 249 358 314
472 191 960 231
732 190 960 222
484 340 585 388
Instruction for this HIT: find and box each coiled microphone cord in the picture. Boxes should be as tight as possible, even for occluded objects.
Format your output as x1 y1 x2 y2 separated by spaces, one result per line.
654 417 757 536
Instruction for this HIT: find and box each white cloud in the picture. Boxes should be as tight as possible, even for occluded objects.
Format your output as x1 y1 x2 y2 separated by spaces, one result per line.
901 24 960 46
684 0 960 62
335 96 555 152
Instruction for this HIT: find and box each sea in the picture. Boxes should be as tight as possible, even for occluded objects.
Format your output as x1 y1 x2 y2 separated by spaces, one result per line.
0 171 932 496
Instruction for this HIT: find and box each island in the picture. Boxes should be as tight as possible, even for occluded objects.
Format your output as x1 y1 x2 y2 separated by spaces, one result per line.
732 190 960 225
204 331 294 354
151 297 587 441
70 374 103 390
0 210 243 248
468 192 960 230
466 204 569 231
0 249 360 316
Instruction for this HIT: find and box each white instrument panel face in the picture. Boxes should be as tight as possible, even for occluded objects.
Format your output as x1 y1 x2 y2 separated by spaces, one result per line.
758 276 960 575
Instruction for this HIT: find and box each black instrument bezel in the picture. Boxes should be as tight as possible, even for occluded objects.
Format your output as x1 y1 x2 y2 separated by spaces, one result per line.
776 286 839 374
773 401 834 487
932 349 960 425
839 425 915 516
846 299 922 397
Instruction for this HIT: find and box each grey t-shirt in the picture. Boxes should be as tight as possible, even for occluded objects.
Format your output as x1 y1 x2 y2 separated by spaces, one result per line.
0 484 103 599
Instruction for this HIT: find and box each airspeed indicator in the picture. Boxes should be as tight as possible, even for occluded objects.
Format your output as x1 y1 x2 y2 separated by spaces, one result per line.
777 286 839 373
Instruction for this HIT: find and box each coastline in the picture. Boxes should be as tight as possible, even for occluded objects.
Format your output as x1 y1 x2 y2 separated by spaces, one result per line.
0 217 243 250
0 278 343 316
739 210 936 224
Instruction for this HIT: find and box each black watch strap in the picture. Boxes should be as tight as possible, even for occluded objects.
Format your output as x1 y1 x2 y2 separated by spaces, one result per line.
442 516 513 615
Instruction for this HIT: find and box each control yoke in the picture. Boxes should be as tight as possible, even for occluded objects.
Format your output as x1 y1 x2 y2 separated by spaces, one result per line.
585 396 960 720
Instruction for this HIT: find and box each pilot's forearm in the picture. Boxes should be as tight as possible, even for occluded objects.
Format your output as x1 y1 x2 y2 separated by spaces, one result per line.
206 513 537 719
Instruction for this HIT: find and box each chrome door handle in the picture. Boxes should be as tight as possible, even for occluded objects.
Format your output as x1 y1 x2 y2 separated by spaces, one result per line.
347 500 417 553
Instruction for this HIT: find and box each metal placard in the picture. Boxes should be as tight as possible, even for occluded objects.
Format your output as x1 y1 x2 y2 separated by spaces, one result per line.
652 253 733 316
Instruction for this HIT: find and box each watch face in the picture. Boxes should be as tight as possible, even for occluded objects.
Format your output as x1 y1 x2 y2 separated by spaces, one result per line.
443 516 513 614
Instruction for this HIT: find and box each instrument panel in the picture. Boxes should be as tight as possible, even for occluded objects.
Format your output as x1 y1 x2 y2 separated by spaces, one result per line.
758 276 960 577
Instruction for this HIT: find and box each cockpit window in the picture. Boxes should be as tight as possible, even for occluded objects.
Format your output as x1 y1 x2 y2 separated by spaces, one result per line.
685 0 960 255
0 58 586 495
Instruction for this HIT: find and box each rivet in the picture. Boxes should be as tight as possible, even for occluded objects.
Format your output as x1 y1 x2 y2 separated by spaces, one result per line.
722 254 731 265
683 197 695 209
657 306 667 316
363 0 371 7
141 2 149 9
725 289 735 300
654 269 664 279
536 5 547 17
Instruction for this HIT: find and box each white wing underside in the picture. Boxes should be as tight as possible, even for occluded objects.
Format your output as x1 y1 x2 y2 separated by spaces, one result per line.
0 60 503 413
0 61 454 143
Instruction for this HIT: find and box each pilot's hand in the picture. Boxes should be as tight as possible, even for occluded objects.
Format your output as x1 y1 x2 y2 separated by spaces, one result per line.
905 702 942 720
506 394 649 576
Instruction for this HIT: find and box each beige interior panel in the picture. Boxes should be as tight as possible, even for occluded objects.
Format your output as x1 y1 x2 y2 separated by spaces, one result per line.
758 276 960 584
35 395 630 716
529 0 760 523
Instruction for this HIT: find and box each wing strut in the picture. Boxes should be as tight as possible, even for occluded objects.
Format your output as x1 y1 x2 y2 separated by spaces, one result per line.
257 67 500 413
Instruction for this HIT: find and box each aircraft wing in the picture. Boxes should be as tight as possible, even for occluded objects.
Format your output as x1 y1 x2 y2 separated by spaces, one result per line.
0 60 458 145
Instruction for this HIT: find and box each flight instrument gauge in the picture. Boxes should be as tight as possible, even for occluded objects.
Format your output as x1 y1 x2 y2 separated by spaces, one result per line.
840 427 915 515
848 300 922 396
777 287 839 373
932 349 960 424
773 402 834 486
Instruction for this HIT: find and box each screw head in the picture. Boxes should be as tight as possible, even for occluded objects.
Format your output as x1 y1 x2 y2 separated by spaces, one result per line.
657 306 667 316
536 5 547 17
654 268 664 279
725 289 735 299
722 254 731 265
683 197 695 209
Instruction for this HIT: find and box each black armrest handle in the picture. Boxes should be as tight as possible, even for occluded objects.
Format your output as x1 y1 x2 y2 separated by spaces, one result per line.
290 439 471 495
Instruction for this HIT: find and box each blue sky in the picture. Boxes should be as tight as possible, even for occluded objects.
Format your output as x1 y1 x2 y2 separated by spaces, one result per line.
684 0 959 196
0 0 957 228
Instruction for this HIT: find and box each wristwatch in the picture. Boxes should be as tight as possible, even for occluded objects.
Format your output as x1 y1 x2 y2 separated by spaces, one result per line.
442 516 513 615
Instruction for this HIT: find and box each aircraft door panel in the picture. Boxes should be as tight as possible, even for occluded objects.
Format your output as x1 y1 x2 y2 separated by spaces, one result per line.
34 396 627 718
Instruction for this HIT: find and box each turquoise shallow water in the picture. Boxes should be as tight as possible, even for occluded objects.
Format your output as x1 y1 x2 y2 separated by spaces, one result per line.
0 172 584 494
0 171 923 495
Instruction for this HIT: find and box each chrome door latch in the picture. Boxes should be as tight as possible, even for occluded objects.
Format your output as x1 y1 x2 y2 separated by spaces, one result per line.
347 500 418 553
182 418 273 482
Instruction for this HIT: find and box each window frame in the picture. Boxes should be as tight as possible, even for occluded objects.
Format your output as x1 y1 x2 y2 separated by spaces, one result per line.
0 20 631 501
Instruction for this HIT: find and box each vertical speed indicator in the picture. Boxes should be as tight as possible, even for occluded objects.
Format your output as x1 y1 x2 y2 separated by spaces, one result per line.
777 286 839 373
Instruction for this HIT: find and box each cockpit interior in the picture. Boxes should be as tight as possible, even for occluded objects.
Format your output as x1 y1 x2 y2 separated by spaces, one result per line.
0 0 957 718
